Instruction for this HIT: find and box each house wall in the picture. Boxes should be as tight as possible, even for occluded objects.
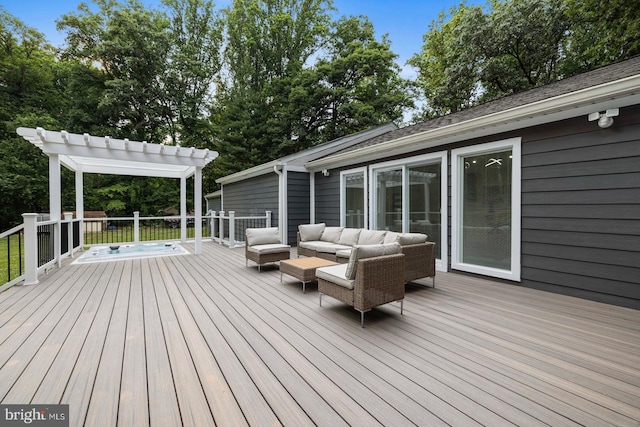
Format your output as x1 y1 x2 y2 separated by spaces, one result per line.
314 172 340 226
520 106 640 309
286 171 311 244
312 105 640 309
221 173 280 228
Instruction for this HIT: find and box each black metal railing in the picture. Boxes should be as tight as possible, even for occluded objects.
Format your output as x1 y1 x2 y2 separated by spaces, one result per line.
1 225 24 285
37 222 55 267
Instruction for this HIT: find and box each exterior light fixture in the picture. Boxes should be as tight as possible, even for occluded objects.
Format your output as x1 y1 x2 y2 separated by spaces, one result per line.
588 108 619 128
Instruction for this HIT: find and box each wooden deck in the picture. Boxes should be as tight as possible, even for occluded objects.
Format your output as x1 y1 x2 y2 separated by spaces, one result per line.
0 242 639 426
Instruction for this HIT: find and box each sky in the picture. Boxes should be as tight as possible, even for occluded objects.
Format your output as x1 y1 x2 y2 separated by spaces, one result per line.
1 0 475 80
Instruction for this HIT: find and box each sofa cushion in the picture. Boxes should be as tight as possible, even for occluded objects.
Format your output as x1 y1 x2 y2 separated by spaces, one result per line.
247 243 291 254
320 226 344 243
300 241 351 254
397 233 428 245
299 223 325 241
246 227 281 246
316 264 354 290
336 249 352 259
384 231 400 244
345 242 401 280
338 228 361 246
357 229 387 245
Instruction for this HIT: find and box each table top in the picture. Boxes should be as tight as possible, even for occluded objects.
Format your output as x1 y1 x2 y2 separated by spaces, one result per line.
280 257 337 269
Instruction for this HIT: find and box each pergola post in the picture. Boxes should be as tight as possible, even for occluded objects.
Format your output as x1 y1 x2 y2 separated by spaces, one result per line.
49 154 61 265
75 169 84 248
194 166 203 254
180 176 187 243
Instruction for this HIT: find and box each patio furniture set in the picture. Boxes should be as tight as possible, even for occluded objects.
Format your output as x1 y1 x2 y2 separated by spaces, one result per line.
245 224 436 327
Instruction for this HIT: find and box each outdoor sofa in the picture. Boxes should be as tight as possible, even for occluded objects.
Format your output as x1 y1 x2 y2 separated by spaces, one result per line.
297 223 436 286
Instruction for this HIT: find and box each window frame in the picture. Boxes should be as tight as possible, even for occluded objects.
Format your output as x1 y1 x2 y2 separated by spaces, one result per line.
340 167 368 228
451 137 521 281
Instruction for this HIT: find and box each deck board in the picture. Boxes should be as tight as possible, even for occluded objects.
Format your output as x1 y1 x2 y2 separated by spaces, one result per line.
1 242 639 427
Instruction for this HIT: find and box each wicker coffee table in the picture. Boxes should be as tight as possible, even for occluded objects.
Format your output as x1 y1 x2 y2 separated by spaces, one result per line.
280 257 338 293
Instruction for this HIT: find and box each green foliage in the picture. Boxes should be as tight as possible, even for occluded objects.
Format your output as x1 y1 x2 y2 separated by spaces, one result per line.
410 0 638 117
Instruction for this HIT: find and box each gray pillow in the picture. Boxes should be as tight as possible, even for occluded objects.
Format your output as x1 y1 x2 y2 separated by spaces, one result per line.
298 223 325 241
246 227 281 246
320 226 344 243
345 242 401 280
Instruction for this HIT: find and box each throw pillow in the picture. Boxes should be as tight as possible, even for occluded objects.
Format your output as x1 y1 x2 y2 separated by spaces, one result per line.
298 223 325 241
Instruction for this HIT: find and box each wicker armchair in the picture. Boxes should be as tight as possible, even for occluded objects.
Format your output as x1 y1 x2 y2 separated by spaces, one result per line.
316 243 405 327
245 228 291 272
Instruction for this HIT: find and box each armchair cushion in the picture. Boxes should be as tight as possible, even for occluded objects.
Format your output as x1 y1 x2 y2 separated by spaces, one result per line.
246 227 281 246
315 264 354 289
320 226 344 243
247 243 291 255
345 242 401 280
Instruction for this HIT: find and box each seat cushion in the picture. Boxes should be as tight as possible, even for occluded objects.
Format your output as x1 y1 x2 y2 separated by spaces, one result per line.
247 243 291 254
246 227 281 246
299 223 325 241
316 264 354 290
336 249 352 259
300 241 351 254
357 229 387 245
345 242 401 280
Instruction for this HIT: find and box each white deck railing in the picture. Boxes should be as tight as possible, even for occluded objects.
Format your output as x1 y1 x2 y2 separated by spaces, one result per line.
1 210 272 289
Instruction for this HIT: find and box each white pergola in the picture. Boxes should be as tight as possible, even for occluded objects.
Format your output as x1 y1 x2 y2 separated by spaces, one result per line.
17 127 218 254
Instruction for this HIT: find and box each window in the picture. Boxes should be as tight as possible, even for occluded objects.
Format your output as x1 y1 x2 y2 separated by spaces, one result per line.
452 138 521 281
340 168 367 228
370 152 447 269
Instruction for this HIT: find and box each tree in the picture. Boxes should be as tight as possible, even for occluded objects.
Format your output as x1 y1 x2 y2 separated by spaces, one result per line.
161 0 223 148
292 15 413 145
410 0 570 116
213 0 333 175
562 0 640 75
58 0 172 143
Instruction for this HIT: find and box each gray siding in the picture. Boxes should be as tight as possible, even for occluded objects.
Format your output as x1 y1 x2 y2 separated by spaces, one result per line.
222 173 279 228
286 171 310 244
314 172 340 226
520 108 640 309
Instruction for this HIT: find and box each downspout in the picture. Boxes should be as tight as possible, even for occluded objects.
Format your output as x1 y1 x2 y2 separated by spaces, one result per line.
273 165 286 243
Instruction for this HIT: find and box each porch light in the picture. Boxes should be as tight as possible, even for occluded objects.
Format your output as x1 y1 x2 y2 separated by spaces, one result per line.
588 108 619 128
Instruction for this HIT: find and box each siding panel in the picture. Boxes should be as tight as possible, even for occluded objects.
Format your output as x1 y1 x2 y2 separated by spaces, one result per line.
521 116 640 308
314 172 340 226
287 172 310 244
223 174 280 228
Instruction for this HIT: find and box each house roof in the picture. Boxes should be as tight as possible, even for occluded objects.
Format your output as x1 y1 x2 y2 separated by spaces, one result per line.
17 127 218 179
215 123 397 184
306 55 640 170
